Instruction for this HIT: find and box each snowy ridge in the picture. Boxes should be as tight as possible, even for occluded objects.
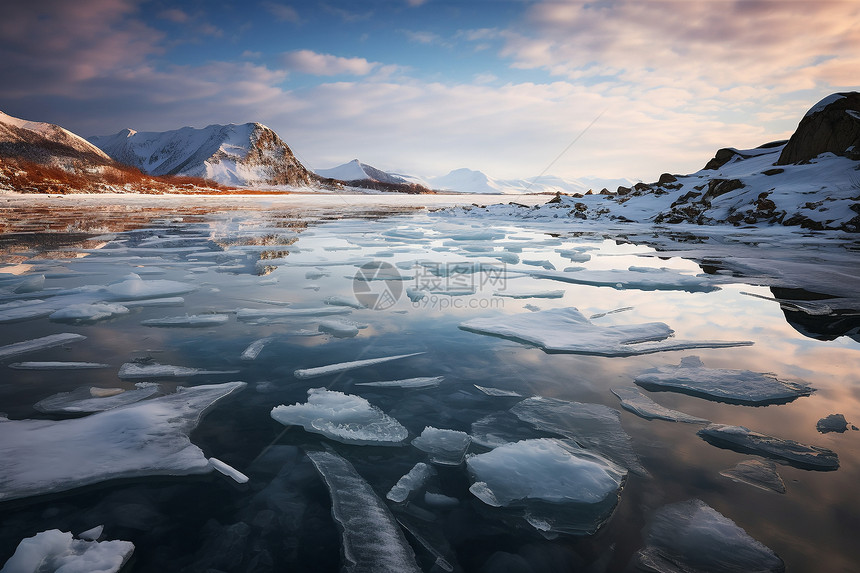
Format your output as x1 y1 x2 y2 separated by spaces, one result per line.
428 167 636 195
89 122 315 187
0 110 112 162
315 159 408 184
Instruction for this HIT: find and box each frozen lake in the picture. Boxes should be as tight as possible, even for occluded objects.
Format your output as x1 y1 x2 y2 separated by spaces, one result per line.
1 194 859 572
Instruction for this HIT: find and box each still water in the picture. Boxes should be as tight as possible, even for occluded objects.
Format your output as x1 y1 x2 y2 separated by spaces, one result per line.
0 196 858 572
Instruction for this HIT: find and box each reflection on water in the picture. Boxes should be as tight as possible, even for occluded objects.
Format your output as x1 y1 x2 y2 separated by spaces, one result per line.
0 197 859 572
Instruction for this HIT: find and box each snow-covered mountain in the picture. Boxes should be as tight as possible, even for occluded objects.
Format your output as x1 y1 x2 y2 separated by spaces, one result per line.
428 167 637 195
0 110 112 167
314 159 408 185
89 123 315 187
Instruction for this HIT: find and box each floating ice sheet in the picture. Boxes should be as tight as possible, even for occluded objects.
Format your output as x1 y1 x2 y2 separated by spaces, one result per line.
118 362 240 379
141 314 229 327
817 413 849 433
240 337 273 361
412 427 472 465
0 382 246 501
8 361 110 370
0 529 134 573
49 303 130 323
102 273 197 300
511 396 647 475
611 387 709 424
306 450 423 573
473 385 523 397
271 388 408 446
357 376 443 389
460 308 752 357
318 318 362 338
698 424 839 471
0 333 86 361
387 462 436 503
493 289 565 299
466 439 626 536
34 385 160 414
635 356 812 406
294 352 424 379
530 266 719 293
470 412 559 449
236 307 351 320
635 499 784 572
719 459 786 493
324 295 365 309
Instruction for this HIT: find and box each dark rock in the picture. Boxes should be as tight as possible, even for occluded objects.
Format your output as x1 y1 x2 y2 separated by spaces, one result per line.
658 173 678 184
702 179 745 203
777 92 860 165
763 168 785 176
573 202 588 212
616 185 631 195
704 148 740 170
546 192 563 204
633 182 651 192
599 187 611 195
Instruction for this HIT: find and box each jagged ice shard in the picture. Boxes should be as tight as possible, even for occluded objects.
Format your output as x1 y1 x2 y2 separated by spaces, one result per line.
635 499 784 573
0 382 246 502
293 352 424 379
611 387 709 424
460 308 752 356
305 450 422 573
271 388 408 446
0 529 134 573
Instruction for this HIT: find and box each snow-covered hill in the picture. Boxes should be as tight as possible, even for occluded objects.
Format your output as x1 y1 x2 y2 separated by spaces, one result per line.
0 110 112 166
89 123 315 187
453 92 860 232
428 167 636 195
314 159 408 185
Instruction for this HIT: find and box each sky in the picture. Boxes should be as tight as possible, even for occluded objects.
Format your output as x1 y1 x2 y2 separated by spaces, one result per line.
1 0 859 182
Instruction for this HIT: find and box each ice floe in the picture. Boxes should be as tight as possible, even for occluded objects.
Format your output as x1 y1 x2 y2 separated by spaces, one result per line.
240 337 273 361
102 273 196 300
0 382 246 501
118 362 240 379
530 266 719 293
412 426 472 465
8 361 110 370
635 499 784 572
0 333 86 361
719 459 786 493
0 529 134 573
318 318 362 338
511 396 647 475
611 387 709 424
460 308 752 357
634 356 812 405
466 439 626 536
323 294 365 309
817 413 849 433
34 385 160 414
49 302 130 323
305 450 422 573
208 457 250 484
386 462 436 503
141 314 229 327
270 388 408 446
470 412 560 449
698 424 839 470
236 306 351 320
473 385 523 397
356 376 443 389
493 289 565 299
293 352 424 379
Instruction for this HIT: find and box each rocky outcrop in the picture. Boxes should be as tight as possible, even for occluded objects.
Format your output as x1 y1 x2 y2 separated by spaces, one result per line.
776 92 860 165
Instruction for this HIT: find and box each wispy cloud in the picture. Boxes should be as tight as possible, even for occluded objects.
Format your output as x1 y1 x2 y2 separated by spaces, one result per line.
261 2 300 23
281 50 378 76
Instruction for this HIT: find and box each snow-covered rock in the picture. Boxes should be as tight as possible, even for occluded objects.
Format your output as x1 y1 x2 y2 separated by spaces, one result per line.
314 159 408 184
89 122 316 187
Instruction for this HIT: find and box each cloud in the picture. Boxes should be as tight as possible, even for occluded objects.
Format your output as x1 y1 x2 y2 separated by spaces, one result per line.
281 50 378 76
320 3 372 22
261 2 300 23
158 8 190 23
